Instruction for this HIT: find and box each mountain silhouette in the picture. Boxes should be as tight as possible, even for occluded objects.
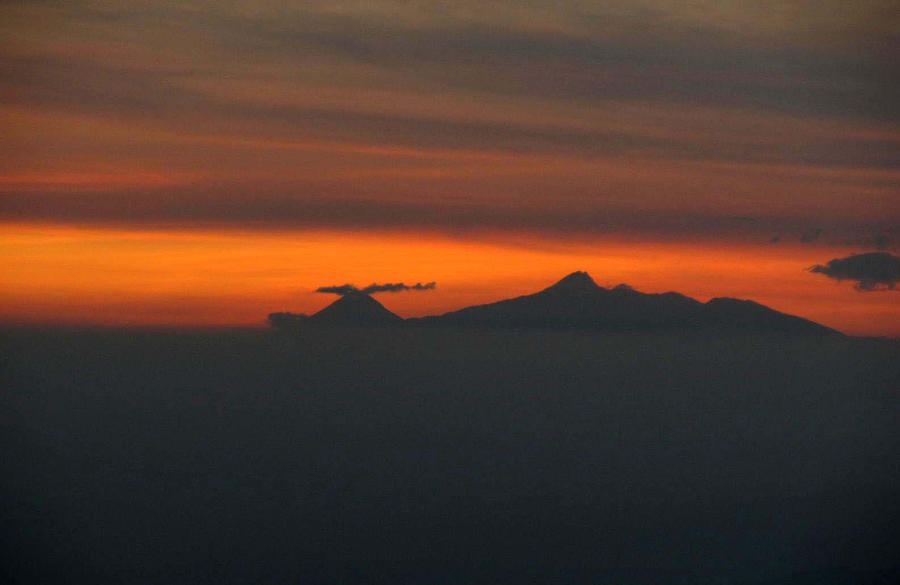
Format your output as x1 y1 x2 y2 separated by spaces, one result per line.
269 271 839 334
408 271 838 335
541 270 601 295
701 297 836 333
307 292 403 326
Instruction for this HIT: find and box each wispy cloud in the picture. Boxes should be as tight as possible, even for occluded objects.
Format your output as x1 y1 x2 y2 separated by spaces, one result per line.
317 282 436 295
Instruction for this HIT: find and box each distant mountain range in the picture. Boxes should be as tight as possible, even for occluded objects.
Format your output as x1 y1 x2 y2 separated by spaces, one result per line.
270 271 839 335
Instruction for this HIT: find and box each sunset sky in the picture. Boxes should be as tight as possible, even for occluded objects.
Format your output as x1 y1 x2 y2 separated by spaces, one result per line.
2 1 898 334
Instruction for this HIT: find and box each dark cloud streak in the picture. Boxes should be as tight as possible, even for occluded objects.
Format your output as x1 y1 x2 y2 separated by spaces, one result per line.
317 282 436 295
7 52 897 169
2 0 898 240
2 185 894 245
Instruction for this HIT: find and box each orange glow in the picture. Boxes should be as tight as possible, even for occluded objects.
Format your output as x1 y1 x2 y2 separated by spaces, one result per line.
1 222 897 336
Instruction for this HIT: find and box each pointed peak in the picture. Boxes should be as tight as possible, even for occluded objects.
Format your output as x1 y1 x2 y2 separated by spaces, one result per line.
325 292 393 311
309 292 402 325
334 291 378 302
543 271 601 294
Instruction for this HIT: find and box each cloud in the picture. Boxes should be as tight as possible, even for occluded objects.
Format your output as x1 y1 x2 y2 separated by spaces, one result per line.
315 284 360 295
800 228 822 243
4 184 893 247
874 234 892 250
809 252 900 291
316 282 436 295
1 0 897 245
851 233 894 251
362 282 436 294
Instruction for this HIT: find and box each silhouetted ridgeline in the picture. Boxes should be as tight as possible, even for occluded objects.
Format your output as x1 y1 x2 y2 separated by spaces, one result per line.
272 271 839 335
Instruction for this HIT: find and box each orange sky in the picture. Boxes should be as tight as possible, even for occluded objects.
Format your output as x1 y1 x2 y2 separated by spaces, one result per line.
1 2 897 334
2 223 896 335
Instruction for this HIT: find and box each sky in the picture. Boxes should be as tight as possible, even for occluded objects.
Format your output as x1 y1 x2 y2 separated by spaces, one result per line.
1 1 899 334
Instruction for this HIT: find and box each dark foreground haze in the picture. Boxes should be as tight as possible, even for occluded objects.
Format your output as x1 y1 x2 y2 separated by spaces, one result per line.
2 327 898 584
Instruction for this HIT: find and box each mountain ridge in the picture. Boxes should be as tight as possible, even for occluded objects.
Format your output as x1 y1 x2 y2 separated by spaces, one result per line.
406 271 839 335
271 272 840 335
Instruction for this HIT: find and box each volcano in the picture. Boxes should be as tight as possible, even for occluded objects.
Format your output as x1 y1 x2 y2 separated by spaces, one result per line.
307 292 403 326
410 271 702 329
409 271 838 335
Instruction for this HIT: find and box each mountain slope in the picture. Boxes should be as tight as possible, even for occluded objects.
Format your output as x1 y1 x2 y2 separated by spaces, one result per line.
702 297 837 335
409 271 839 335
307 293 403 326
411 271 702 329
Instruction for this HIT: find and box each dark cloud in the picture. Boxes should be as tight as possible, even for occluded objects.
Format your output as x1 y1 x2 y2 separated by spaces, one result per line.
3 3 900 169
874 233 892 250
800 228 823 243
236 17 896 122
363 282 436 294
2 1 897 242
856 233 895 251
9 51 897 170
809 252 900 291
317 282 436 295
315 284 360 296
834 232 899 251
3 185 893 246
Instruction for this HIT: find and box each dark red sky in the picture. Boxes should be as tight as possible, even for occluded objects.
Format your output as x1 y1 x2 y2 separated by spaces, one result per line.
1 1 898 333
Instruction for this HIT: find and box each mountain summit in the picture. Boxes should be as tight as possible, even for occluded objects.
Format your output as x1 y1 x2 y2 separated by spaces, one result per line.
542 271 601 295
307 292 402 326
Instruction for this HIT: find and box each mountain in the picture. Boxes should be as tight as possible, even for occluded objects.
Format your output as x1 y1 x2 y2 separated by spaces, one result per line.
306 292 403 326
542 270 601 295
268 271 839 334
409 271 838 335
702 297 837 334
409 271 702 329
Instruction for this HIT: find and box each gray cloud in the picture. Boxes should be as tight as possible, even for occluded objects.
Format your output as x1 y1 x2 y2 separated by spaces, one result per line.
848 233 896 251
317 282 436 295
364 282 436 294
2 0 898 241
809 252 900 291
8 50 896 171
800 228 823 243
3 185 894 247
874 233 892 250
315 284 360 295
4 1 899 146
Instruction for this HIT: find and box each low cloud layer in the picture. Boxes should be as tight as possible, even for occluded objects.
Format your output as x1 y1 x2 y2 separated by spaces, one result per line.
809 252 900 291
317 282 436 295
